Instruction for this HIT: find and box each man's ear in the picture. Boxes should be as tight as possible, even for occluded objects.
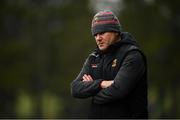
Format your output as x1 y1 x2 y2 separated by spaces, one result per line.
115 32 120 38
115 32 119 36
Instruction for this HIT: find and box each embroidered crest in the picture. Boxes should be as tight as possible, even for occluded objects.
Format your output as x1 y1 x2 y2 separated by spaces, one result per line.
91 64 98 68
112 59 117 67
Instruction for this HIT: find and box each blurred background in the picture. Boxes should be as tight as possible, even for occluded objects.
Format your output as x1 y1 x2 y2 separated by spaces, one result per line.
0 0 180 118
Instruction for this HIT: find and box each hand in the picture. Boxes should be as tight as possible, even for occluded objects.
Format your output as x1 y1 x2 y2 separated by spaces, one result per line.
100 80 114 88
82 74 93 82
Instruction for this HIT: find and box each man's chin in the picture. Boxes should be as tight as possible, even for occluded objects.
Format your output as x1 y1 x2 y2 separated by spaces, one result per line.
99 47 108 52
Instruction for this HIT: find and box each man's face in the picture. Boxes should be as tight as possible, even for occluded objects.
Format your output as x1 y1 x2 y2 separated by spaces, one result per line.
95 32 119 51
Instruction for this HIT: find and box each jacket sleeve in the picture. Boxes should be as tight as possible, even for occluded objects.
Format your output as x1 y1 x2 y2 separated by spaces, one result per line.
93 51 146 104
71 56 103 98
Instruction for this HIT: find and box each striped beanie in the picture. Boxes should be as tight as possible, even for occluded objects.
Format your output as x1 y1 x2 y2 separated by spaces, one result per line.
91 10 121 36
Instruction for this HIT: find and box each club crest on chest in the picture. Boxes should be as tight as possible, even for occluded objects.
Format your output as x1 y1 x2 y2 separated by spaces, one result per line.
91 59 117 68
112 59 117 67
91 64 98 68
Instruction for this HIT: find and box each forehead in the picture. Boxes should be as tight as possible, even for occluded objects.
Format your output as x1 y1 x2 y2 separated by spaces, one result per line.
95 32 117 38
98 31 116 35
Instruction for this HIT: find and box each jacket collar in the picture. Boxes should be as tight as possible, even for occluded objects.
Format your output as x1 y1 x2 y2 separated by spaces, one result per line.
95 40 121 56
94 32 138 55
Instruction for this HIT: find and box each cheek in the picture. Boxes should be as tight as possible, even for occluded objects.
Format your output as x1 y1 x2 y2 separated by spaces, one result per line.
106 38 113 45
106 40 111 45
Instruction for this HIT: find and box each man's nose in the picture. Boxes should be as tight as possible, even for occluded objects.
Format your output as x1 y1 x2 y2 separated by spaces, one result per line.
95 34 102 41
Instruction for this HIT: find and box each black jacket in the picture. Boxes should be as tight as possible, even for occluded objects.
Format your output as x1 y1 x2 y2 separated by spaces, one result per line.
71 32 148 118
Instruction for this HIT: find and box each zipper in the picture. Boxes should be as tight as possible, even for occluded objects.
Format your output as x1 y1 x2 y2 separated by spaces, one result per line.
101 54 106 79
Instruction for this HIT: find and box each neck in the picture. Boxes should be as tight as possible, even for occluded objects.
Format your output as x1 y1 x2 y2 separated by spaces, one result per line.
99 38 121 54
112 35 121 45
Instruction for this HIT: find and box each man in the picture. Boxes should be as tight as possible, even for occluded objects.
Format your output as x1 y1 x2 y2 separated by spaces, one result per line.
71 10 148 118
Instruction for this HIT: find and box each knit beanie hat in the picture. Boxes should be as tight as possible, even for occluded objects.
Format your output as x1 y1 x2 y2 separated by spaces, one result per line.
91 10 121 36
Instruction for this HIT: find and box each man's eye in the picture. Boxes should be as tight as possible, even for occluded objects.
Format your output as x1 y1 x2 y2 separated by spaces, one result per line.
94 32 105 37
99 32 105 35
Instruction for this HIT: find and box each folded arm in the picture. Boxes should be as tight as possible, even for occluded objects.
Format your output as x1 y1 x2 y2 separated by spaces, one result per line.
93 51 146 104
71 57 103 98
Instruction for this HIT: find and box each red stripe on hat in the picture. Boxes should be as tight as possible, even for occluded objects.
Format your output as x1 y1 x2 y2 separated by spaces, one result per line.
94 20 119 24
93 20 119 26
98 11 113 15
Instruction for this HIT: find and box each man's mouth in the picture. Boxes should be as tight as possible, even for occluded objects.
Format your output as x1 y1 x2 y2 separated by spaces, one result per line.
98 43 104 46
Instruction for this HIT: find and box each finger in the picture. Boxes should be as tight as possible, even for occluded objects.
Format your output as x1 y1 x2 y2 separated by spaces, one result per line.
82 76 86 80
83 74 91 81
82 79 87 82
82 74 87 79
84 74 91 81
83 76 89 81
88 75 93 81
